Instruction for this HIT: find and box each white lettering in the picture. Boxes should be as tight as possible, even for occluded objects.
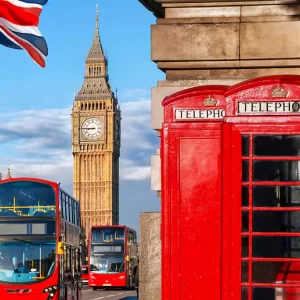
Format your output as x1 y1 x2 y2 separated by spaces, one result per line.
238 101 300 115
175 109 225 120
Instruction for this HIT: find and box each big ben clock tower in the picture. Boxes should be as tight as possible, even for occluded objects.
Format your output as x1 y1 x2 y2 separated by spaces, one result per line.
72 5 121 238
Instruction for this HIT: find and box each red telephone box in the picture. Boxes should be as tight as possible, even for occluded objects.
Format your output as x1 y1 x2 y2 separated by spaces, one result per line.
161 75 300 300
161 85 227 300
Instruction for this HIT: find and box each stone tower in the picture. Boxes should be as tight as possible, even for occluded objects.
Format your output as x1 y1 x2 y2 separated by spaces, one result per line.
72 5 121 238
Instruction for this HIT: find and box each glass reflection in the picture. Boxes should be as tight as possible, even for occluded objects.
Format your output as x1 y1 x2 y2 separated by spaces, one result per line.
243 161 249 182
253 186 300 207
242 135 250 156
254 135 300 157
0 240 55 283
242 186 249 207
253 161 300 182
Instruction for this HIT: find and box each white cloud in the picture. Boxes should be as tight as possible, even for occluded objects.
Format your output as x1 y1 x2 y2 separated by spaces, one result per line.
0 90 158 193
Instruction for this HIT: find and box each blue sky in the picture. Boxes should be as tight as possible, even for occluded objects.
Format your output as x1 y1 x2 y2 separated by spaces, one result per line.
0 1 164 238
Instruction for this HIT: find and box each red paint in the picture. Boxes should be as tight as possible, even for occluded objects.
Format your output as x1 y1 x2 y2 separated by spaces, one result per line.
161 76 300 299
89 272 126 287
162 86 226 300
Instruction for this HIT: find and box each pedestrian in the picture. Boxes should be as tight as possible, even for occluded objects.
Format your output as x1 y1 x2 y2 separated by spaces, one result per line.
133 261 139 298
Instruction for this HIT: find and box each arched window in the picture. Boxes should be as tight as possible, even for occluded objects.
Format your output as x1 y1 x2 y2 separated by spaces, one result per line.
92 103 95 110
96 103 98 110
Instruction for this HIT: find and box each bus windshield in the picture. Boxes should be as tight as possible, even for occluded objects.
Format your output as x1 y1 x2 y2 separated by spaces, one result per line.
0 240 56 284
90 256 124 274
0 181 56 217
91 227 124 242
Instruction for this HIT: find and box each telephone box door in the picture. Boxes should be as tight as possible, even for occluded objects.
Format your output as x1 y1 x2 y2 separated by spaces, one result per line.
162 124 222 300
228 123 300 300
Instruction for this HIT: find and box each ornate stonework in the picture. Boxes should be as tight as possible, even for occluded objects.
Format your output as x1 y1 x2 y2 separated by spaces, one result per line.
72 5 121 237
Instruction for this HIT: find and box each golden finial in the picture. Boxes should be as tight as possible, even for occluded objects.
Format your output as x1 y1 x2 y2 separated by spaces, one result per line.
95 4 99 21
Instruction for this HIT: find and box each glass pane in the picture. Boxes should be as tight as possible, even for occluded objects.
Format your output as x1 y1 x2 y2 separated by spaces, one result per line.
242 261 248 282
254 135 300 157
242 186 249 207
242 211 249 232
0 241 56 284
242 135 250 156
241 287 248 300
91 227 125 242
253 236 300 258
253 160 300 181
252 287 281 300
242 237 249 257
253 262 283 283
253 211 300 233
243 160 249 182
0 181 55 217
253 186 300 207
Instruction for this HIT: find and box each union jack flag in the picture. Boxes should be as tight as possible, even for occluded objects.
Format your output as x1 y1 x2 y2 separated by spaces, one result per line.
0 0 48 67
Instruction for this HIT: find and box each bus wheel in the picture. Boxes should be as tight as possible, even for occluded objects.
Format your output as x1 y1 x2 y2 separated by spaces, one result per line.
92 287 97 291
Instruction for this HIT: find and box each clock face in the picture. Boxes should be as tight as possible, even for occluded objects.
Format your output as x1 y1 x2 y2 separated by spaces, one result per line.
81 117 104 140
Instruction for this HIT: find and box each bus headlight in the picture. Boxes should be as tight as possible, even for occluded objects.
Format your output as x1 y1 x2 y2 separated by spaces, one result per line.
43 285 57 298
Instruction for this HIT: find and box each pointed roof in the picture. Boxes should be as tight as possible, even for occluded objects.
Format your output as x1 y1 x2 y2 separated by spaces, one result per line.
75 4 114 101
87 4 105 61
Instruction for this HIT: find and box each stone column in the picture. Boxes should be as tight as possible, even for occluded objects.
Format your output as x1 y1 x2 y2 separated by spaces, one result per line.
139 212 161 300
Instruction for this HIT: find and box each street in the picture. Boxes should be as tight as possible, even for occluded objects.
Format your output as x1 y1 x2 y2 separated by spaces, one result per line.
82 285 137 300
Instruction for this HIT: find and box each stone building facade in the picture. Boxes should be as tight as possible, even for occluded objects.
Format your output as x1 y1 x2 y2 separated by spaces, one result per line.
139 0 300 299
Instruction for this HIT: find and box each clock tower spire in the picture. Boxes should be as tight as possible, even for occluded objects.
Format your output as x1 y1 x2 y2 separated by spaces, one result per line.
72 5 121 241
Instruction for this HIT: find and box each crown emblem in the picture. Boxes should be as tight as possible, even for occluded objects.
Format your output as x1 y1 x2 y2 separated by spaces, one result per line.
203 95 217 106
271 85 288 98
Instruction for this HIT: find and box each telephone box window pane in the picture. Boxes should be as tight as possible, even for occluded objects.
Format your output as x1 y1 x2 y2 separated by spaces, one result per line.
253 211 300 233
253 262 287 283
242 186 249 207
242 160 249 182
252 287 279 299
241 287 248 300
252 236 300 258
242 262 248 282
242 211 249 232
242 237 249 257
242 135 250 156
253 160 300 181
254 135 300 156
253 186 300 207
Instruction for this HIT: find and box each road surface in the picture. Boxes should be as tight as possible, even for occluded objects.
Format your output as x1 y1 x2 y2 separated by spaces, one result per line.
82 285 137 300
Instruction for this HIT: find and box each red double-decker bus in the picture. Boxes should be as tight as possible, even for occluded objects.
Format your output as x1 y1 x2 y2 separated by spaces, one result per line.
88 225 138 290
0 177 82 300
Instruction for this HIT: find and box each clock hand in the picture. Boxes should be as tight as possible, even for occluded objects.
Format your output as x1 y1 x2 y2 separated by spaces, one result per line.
82 127 96 130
